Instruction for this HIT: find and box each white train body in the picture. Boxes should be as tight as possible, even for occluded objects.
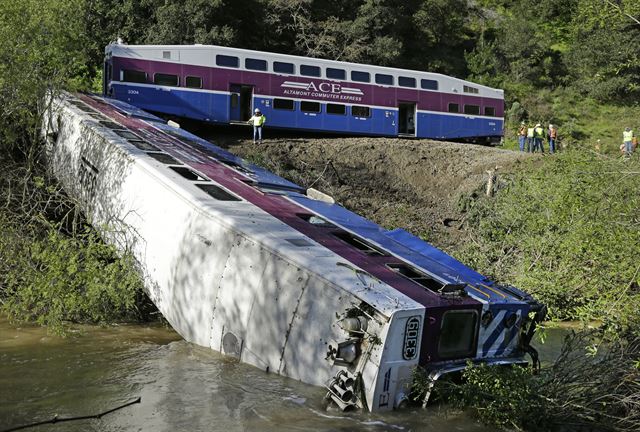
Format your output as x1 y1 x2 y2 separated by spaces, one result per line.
42 93 542 412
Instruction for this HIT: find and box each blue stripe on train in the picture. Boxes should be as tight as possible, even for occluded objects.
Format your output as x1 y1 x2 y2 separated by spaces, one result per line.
110 83 503 139
289 195 521 303
417 112 503 140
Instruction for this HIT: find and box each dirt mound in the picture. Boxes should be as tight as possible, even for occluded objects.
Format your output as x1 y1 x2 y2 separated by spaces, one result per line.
204 128 532 251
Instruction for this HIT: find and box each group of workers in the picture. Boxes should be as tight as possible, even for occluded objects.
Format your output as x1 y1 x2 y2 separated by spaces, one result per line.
517 122 558 154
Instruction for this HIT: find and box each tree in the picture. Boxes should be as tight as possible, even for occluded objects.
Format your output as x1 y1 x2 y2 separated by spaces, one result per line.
564 0 640 100
0 0 91 164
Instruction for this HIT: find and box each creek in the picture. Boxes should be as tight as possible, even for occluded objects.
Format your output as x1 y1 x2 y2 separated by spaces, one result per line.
0 317 566 432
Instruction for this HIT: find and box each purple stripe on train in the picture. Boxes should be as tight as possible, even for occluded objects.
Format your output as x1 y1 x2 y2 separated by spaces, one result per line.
112 57 505 117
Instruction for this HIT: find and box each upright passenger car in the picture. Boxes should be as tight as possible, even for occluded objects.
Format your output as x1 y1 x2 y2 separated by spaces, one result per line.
104 42 504 142
43 93 541 412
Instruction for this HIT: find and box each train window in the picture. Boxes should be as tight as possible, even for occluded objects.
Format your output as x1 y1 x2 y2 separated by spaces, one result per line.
273 98 295 110
146 152 179 164
375 74 393 85
122 69 147 83
438 310 478 359
351 71 370 83
169 166 207 181
297 213 336 228
300 64 321 77
185 76 202 89
326 68 346 80
98 120 123 130
301 101 321 113
154 73 179 87
463 85 479 94
421 79 439 90
216 54 239 68
387 263 444 291
398 76 416 88
273 61 295 74
327 103 346 115
196 184 241 201
69 100 97 112
352 106 371 117
114 130 140 140
448 103 459 113
245 58 268 71
484 106 496 117
285 238 314 247
464 105 480 115
333 231 389 256
127 139 159 152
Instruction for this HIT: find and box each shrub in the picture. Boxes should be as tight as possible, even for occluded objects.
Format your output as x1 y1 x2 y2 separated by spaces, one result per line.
456 149 640 331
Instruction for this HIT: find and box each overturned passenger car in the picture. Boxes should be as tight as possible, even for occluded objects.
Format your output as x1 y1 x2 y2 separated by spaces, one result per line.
42 92 544 412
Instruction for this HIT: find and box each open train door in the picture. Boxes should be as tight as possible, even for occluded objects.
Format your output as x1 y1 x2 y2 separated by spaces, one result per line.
229 84 254 123
103 55 112 96
398 102 416 137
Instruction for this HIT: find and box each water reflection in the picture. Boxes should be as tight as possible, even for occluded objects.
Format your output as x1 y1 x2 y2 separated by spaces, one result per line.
1 318 531 431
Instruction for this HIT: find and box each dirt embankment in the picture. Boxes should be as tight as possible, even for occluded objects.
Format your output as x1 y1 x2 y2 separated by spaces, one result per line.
201 127 532 251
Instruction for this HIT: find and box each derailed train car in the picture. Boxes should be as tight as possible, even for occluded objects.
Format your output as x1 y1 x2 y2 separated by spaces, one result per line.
42 92 544 412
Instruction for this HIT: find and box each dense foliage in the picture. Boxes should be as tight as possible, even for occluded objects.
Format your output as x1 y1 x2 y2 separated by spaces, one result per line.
0 0 148 331
81 0 640 103
457 150 640 330
421 329 640 431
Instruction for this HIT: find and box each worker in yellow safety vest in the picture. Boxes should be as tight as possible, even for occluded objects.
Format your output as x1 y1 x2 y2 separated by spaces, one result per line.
623 127 634 157
533 123 545 153
248 108 267 143
526 125 535 153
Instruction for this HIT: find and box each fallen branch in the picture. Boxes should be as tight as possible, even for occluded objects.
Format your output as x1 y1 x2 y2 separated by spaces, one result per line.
603 0 640 26
1 397 141 432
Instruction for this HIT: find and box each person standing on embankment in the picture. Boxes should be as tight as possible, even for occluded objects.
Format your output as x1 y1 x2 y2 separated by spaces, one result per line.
533 123 545 153
248 108 266 144
527 125 535 152
623 127 634 157
548 124 557 154
518 122 527 152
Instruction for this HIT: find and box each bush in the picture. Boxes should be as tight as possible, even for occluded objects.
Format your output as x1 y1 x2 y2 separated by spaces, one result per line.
423 330 640 431
0 161 152 334
1 219 146 333
456 149 640 331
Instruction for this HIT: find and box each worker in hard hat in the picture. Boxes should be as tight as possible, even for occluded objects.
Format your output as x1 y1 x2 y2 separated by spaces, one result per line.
533 123 545 153
518 121 527 152
547 124 557 154
248 108 267 143
526 124 535 152
623 127 634 157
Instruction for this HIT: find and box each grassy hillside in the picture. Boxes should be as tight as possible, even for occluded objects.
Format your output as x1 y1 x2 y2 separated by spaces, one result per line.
502 89 640 155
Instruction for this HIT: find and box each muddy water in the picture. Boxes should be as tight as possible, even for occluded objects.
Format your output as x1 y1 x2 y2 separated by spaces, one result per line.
0 318 565 432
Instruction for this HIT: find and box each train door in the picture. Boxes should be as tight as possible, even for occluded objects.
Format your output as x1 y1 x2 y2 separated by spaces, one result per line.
398 103 416 136
229 84 254 122
103 57 112 96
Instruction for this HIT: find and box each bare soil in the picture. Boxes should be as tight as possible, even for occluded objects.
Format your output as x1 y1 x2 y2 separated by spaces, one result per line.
197 126 533 251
